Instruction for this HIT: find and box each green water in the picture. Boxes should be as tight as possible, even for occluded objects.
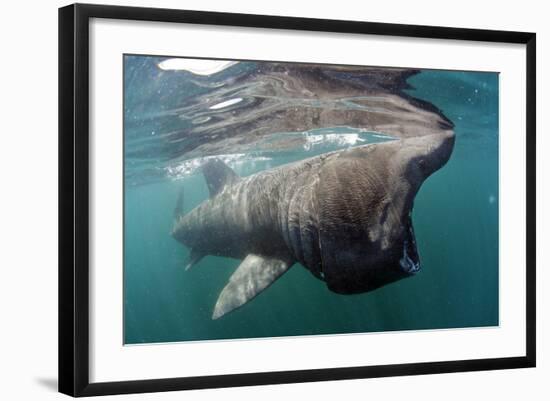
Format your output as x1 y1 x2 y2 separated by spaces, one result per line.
124 60 498 344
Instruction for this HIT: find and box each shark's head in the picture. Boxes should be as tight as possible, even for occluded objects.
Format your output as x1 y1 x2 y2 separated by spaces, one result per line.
316 131 454 294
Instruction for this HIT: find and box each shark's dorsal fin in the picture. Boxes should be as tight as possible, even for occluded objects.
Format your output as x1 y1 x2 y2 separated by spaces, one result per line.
184 248 206 271
202 158 240 198
212 254 294 319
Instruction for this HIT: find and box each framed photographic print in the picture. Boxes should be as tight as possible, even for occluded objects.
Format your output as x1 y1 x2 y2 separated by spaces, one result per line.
58 3 536 397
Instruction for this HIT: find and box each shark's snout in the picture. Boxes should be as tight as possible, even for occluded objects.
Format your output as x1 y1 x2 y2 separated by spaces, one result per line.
416 130 456 179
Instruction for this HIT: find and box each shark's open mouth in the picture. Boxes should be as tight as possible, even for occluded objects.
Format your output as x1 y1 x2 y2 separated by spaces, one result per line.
399 221 421 274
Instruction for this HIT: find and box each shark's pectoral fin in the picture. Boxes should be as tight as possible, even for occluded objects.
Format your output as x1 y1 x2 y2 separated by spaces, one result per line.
212 254 294 319
184 248 206 271
202 158 240 198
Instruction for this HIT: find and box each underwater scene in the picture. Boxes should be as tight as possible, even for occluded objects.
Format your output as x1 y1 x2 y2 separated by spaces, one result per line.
124 55 499 344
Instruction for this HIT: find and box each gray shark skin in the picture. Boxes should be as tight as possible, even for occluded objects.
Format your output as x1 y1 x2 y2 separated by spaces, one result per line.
171 129 455 319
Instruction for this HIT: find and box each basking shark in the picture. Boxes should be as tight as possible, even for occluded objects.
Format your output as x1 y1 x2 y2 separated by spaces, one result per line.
165 64 456 319
171 130 454 319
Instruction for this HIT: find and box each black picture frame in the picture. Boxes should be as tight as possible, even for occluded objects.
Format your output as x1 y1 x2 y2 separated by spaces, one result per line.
58 3 536 397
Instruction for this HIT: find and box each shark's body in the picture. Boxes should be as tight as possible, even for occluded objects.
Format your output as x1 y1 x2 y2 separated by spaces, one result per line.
172 130 455 319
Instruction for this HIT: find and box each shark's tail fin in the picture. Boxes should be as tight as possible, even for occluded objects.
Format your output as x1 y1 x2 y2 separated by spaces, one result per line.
174 185 185 219
184 248 205 271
